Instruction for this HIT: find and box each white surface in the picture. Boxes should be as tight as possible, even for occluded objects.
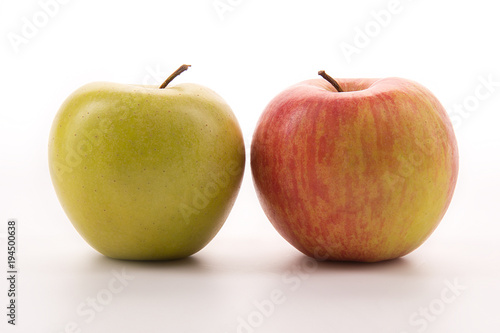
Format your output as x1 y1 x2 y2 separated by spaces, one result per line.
1 0 499 332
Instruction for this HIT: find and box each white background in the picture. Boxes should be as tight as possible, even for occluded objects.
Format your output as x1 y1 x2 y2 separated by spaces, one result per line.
1 0 499 332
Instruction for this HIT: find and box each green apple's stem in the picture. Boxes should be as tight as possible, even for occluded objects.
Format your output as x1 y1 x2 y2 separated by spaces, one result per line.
318 70 344 92
159 64 191 89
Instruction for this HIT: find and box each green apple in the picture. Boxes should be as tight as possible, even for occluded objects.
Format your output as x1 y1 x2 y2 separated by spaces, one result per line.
49 65 245 260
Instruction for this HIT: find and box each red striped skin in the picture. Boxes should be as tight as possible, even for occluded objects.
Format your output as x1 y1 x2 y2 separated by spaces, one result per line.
251 78 459 262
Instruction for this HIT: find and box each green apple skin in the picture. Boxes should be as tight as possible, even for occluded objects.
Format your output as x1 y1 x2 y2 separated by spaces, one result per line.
49 82 245 260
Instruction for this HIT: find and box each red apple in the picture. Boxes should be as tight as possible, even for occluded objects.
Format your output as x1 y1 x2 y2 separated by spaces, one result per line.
251 72 459 262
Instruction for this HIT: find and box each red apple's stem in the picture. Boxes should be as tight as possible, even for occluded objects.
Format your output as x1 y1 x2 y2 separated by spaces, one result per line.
318 70 344 92
159 64 191 89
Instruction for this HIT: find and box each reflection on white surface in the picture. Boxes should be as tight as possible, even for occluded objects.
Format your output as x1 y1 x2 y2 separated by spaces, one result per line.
7 234 497 333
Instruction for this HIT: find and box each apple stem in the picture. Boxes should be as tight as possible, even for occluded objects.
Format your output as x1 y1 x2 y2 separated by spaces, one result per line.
318 70 344 92
159 64 191 89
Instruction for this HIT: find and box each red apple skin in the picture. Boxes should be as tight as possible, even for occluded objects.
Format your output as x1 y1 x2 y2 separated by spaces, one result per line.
251 77 459 262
